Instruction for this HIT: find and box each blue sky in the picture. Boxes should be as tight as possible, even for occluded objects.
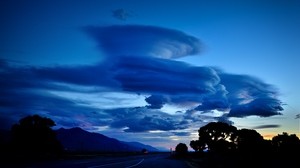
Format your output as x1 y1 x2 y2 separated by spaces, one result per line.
1 0 299 149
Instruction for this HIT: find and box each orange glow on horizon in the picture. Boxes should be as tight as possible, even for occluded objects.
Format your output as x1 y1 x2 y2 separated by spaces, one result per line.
262 134 276 140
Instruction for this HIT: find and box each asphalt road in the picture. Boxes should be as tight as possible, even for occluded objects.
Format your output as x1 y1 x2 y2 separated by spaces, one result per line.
16 153 190 168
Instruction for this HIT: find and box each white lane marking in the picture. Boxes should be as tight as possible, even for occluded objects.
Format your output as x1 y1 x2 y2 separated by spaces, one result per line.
88 159 144 168
125 159 144 168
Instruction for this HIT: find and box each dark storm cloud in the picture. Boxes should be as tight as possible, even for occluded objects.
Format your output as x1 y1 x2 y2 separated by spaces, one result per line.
84 25 202 58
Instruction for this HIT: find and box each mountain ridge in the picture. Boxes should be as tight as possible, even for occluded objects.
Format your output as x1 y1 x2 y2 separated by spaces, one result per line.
56 127 159 152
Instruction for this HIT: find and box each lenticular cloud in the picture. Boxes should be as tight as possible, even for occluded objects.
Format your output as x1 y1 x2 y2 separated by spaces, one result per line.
84 25 202 59
0 24 284 131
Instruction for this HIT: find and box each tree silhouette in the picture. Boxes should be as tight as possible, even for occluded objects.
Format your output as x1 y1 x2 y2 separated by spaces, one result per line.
10 114 62 158
272 132 300 157
190 140 200 152
197 122 237 153
233 128 264 154
175 143 188 154
189 122 300 168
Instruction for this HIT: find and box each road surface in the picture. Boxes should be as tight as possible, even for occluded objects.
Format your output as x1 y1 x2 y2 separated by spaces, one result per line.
11 153 190 168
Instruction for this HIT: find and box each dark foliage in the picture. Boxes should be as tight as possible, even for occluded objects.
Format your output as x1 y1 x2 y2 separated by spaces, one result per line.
189 122 300 168
190 140 200 152
233 128 265 154
175 143 188 155
10 114 63 159
194 122 237 153
272 132 300 158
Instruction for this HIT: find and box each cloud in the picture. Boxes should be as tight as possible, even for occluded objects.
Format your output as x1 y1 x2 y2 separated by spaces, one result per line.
194 84 229 112
84 25 202 59
0 24 285 134
0 57 220 130
252 124 280 129
34 63 118 88
214 114 234 125
171 132 191 136
219 73 283 117
145 95 169 109
112 56 221 96
106 107 189 132
228 98 283 117
112 8 133 21
0 61 113 128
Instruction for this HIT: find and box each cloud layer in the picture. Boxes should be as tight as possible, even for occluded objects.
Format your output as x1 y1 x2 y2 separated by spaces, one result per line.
0 24 283 134
84 25 202 59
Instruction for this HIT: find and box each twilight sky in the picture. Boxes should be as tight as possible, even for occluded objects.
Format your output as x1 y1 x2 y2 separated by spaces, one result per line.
1 0 300 150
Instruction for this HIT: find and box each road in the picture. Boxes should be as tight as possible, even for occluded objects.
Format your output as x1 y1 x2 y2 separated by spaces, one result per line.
15 153 190 168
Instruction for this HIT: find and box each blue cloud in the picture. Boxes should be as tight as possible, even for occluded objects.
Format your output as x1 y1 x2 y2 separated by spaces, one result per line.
106 107 188 132
194 84 229 112
84 25 202 58
112 56 221 95
111 9 134 21
34 63 118 88
228 98 283 117
171 132 191 136
145 95 169 109
0 24 285 132
219 73 283 117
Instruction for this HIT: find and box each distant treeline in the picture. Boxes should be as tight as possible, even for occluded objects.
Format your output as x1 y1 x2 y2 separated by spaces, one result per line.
1 115 300 167
173 122 300 168
189 122 300 156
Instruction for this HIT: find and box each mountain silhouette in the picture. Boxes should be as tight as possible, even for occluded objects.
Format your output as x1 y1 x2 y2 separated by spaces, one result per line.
56 127 158 152
121 141 159 152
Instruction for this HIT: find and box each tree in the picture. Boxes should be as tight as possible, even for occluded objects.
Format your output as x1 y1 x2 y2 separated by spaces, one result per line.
233 128 264 154
175 143 188 154
197 122 237 153
190 140 200 152
272 132 300 156
10 114 62 158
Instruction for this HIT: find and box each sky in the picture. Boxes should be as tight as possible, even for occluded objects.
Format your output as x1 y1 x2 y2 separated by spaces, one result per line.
1 0 300 150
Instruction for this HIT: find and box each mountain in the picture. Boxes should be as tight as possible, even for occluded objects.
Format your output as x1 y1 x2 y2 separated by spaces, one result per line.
56 127 158 152
122 141 158 152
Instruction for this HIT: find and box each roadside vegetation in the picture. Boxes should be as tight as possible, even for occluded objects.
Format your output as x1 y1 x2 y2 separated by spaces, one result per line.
0 115 166 166
173 121 300 168
1 115 300 168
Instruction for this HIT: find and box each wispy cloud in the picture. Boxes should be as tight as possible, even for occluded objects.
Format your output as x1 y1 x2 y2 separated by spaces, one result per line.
111 8 133 21
252 124 281 129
